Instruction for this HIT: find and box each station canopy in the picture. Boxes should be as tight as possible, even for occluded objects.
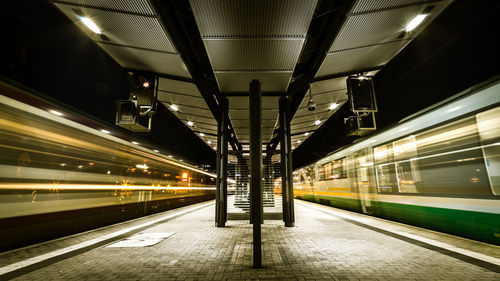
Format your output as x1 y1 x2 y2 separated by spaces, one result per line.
51 0 453 163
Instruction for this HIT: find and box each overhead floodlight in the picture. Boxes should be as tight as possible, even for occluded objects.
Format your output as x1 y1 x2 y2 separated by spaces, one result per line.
49 109 64 116
406 14 427 32
187 121 194 126
79 16 101 34
329 103 339 110
136 164 148 170
170 104 179 111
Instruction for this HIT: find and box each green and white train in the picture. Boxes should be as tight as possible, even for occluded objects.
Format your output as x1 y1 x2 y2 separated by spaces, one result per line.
293 78 500 245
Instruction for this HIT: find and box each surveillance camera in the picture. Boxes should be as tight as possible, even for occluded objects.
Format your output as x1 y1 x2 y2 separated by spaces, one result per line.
307 99 316 111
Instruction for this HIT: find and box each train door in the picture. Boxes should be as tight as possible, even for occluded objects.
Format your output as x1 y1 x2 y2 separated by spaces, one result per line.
354 148 375 214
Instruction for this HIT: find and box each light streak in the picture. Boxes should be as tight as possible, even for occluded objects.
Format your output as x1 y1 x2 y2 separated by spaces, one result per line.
0 184 216 191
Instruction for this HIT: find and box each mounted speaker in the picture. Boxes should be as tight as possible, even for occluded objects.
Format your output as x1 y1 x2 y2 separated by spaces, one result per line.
347 76 377 113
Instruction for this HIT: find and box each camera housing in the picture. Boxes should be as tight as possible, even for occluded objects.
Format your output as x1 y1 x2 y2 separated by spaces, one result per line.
307 99 316 111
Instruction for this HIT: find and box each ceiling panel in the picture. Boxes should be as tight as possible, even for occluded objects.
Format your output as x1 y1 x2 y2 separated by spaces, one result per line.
316 41 409 78
352 0 442 14
55 3 176 53
204 39 304 71
55 0 155 15
330 3 448 53
190 0 317 37
215 72 292 92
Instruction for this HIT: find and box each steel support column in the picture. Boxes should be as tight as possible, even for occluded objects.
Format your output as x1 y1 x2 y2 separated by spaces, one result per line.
215 98 228 227
279 96 295 227
249 80 262 268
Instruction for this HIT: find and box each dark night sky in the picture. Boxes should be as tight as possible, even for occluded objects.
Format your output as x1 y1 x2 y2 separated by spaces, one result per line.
0 0 217 169
1 1 499 170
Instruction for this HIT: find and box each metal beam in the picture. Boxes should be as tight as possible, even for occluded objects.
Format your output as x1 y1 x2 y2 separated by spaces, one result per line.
215 98 228 227
249 80 262 268
279 96 295 227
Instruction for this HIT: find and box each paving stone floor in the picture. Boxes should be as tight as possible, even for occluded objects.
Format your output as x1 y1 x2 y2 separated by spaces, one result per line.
2 199 499 280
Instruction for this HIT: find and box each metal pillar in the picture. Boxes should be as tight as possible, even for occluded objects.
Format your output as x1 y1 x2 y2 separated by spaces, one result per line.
215 98 228 227
249 80 262 268
279 96 295 227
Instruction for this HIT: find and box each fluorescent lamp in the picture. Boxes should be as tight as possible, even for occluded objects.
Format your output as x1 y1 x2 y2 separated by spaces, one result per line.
49 110 64 116
406 14 427 32
170 104 179 111
79 17 101 34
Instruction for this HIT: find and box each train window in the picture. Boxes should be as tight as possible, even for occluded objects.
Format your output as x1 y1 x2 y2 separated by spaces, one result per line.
324 162 332 179
318 164 325 181
393 136 420 193
374 144 397 193
416 116 490 195
332 158 347 179
476 106 500 195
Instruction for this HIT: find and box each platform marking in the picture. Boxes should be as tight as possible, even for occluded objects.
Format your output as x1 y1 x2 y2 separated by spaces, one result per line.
297 200 500 268
0 201 212 276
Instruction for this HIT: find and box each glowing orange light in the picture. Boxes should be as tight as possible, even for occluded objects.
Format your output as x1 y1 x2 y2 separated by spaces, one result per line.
182 172 188 182
89 162 94 166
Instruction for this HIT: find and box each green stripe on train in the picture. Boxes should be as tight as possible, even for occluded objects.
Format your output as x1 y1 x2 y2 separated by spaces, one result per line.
297 194 500 245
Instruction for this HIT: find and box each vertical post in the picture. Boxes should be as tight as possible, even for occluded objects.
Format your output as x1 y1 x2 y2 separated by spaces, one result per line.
249 79 262 268
216 98 228 227
279 96 295 227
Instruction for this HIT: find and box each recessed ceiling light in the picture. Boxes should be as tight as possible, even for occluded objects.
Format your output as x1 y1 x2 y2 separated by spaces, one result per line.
291 146 295 149
170 104 179 111
79 16 101 34
168 155 173 157
153 149 159 152
447 106 462 113
207 140 212 144
100 129 110 134
131 141 139 145
406 14 427 32
187 121 194 126
49 110 64 116
304 132 309 136
329 103 339 110
314 120 321 125
297 140 301 143
199 133 205 137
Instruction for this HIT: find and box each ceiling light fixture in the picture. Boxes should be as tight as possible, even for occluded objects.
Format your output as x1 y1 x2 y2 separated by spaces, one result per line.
49 110 64 116
406 14 427 32
100 129 110 134
131 141 139 145
329 103 339 110
304 132 309 136
154 149 159 152
297 140 301 144
314 120 321 125
170 104 179 111
187 121 194 126
199 133 205 137
306 84 316 111
79 16 101 34
207 140 212 144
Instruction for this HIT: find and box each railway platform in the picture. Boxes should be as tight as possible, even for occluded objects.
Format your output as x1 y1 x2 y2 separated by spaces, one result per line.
1 199 499 281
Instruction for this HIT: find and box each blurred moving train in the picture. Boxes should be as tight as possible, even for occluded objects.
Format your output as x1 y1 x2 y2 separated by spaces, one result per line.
0 80 216 251
293 78 500 245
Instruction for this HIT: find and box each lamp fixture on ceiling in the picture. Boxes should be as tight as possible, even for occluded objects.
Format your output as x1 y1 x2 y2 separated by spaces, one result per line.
306 84 316 111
